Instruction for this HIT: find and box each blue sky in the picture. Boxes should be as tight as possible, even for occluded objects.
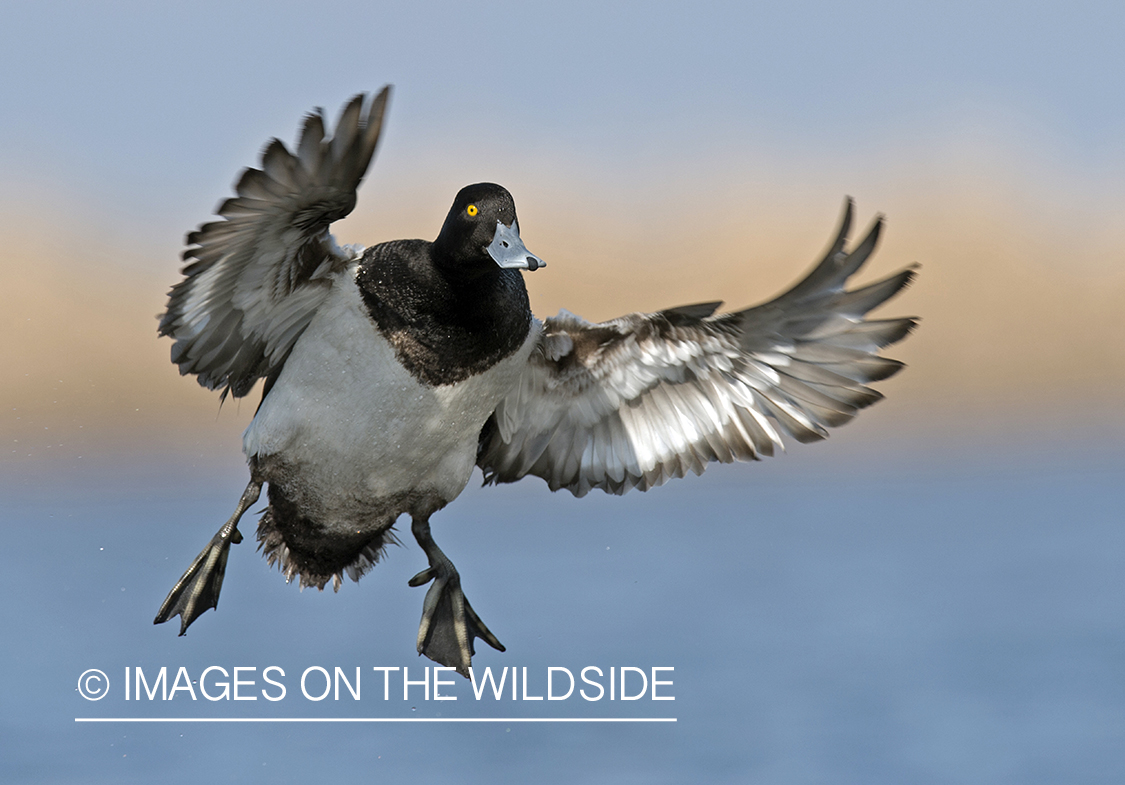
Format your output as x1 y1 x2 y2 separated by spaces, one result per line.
3 1 1124 239
1 1 1122 461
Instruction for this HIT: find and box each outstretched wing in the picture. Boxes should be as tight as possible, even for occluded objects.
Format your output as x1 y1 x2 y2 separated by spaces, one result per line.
477 199 917 497
159 87 391 399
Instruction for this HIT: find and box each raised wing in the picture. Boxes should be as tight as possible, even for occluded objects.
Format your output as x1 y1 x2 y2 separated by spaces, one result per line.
477 199 917 497
159 87 391 398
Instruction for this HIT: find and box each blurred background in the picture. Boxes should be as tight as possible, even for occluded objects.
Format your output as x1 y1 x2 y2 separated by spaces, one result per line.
1 2 1122 783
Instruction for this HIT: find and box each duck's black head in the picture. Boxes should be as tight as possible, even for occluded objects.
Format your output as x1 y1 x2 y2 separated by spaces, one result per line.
432 183 544 277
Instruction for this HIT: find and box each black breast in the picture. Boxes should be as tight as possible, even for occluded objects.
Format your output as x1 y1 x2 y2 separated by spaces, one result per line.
356 240 533 387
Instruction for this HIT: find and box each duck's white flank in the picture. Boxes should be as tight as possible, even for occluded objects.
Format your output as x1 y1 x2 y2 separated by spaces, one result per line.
243 265 541 532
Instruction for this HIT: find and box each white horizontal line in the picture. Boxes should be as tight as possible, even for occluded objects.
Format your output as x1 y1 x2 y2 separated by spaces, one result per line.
76 717 676 723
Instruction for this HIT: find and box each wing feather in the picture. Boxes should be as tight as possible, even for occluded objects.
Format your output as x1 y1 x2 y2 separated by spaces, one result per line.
478 199 917 496
159 87 391 398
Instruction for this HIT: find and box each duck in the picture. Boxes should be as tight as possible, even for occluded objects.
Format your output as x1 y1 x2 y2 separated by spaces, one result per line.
154 86 917 677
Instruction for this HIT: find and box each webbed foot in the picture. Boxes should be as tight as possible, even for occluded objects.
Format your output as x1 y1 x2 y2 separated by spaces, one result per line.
409 516 504 677
154 479 261 634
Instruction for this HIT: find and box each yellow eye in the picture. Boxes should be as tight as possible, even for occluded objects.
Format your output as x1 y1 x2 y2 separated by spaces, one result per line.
466 204 478 217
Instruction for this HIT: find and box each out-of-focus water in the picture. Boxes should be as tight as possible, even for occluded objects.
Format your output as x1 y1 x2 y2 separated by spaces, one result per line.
1 443 1122 784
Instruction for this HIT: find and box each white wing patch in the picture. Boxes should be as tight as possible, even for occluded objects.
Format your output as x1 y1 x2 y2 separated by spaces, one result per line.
478 200 917 497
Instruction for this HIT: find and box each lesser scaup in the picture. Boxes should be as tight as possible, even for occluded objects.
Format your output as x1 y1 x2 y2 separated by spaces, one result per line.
155 86 917 676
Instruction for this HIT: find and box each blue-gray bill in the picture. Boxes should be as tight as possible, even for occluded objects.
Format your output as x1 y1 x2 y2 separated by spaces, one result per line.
488 220 544 271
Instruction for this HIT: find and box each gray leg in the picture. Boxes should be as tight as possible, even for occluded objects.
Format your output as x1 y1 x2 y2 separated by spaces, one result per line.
154 478 261 635
409 515 504 677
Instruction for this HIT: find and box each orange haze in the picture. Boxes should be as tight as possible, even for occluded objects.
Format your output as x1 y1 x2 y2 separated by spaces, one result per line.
3 165 1122 470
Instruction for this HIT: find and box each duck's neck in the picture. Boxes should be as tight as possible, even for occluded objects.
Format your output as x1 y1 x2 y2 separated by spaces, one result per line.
356 241 532 387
